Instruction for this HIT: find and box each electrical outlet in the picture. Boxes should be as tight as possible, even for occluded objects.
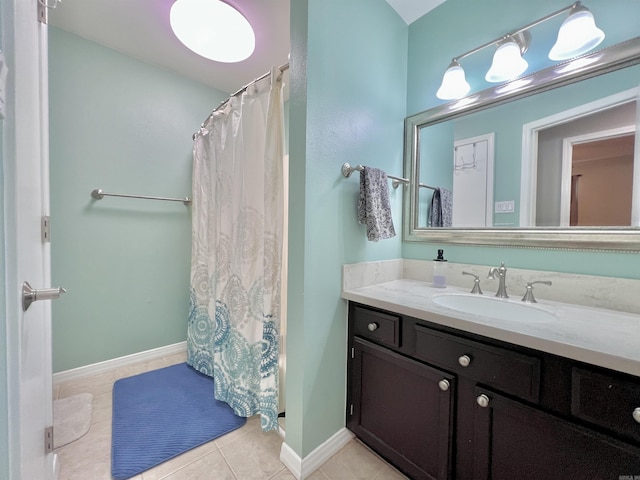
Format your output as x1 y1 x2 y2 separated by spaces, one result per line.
495 200 515 213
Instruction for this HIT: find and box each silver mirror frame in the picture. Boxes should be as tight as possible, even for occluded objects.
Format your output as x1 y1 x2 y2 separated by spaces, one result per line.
404 36 640 251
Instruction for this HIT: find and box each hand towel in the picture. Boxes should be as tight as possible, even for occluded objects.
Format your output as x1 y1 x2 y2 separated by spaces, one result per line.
430 187 453 227
357 167 396 242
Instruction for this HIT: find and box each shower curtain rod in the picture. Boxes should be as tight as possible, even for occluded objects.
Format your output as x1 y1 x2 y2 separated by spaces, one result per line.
192 62 290 140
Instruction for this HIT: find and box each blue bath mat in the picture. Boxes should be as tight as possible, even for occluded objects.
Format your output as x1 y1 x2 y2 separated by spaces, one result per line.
111 362 246 480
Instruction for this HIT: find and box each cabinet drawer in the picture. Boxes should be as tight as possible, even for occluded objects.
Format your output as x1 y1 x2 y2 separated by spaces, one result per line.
353 306 400 348
414 324 540 402
572 367 640 443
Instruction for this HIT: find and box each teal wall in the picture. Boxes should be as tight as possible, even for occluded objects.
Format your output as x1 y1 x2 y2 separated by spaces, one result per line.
49 28 228 372
287 0 408 457
403 0 640 278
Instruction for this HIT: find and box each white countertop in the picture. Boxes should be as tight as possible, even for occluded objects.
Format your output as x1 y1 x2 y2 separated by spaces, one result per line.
342 279 640 377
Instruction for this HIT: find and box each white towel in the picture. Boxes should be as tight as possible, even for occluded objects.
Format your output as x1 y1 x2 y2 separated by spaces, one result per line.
357 167 396 242
430 188 453 227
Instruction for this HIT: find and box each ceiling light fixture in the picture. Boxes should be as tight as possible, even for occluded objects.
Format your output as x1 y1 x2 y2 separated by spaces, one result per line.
435 1 605 100
170 0 256 63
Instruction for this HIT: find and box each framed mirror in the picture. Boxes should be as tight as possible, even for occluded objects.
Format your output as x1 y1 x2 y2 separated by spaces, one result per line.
404 36 640 251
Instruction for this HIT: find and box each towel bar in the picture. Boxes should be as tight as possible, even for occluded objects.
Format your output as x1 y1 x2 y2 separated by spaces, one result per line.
341 163 409 189
91 189 192 206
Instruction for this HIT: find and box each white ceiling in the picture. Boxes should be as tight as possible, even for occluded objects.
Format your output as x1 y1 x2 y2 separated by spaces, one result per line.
48 0 290 94
48 0 442 95
385 0 446 25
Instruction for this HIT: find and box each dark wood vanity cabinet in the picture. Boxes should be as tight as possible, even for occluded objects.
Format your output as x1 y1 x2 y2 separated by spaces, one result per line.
347 304 454 479
346 302 640 480
473 387 640 479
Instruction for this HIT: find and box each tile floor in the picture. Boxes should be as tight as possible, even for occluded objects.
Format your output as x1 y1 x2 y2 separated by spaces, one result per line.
53 352 408 480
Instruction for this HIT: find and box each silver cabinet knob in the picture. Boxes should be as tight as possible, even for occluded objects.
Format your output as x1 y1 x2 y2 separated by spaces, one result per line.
477 394 490 408
633 408 640 424
458 354 471 367
367 322 378 332
438 379 450 391
22 281 67 312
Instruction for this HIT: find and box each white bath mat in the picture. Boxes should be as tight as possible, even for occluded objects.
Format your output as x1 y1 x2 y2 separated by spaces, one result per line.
53 392 93 449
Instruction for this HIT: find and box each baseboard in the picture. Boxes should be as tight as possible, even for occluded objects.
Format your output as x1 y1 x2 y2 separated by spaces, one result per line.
53 341 187 385
53 452 59 480
280 428 354 479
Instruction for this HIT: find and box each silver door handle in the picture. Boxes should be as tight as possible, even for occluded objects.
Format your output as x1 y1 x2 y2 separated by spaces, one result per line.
22 281 66 312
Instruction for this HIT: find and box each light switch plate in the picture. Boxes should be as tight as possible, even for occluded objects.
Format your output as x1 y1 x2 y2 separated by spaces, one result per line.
495 200 515 213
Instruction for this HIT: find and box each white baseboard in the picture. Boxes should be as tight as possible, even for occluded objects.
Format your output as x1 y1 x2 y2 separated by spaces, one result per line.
280 428 354 479
53 341 187 385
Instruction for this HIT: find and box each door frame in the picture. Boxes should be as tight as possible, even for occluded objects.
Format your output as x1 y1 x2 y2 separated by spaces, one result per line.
2 0 54 478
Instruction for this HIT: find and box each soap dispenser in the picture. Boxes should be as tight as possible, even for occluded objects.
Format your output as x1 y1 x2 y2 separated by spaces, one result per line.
432 249 447 288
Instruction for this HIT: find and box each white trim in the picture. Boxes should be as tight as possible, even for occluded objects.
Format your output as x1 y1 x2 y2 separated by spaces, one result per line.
280 428 354 480
53 341 187 385
280 442 302 479
520 87 639 226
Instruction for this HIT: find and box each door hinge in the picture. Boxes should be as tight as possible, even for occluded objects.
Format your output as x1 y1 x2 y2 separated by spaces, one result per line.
351 347 354 359
44 425 54 454
38 0 61 24
37 1 48 24
350 404 353 416
41 216 51 243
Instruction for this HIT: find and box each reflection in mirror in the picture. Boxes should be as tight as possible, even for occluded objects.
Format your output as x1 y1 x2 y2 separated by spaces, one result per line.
524 93 637 227
404 37 640 251
417 65 640 229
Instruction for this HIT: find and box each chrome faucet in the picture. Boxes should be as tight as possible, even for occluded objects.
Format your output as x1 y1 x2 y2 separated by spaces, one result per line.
462 271 483 294
521 280 552 303
488 262 508 298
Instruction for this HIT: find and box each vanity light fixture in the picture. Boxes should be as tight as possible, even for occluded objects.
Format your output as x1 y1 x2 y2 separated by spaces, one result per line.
435 1 605 100
170 0 256 63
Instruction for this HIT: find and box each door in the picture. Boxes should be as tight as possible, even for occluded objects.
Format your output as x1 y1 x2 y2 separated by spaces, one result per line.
472 387 640 480
348 337 455 480
452 134 495 227
3 0 55 479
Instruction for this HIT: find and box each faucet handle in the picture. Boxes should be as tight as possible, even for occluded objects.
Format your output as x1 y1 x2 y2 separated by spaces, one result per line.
487 262 507 279
462 271 483 295
521 280 552 303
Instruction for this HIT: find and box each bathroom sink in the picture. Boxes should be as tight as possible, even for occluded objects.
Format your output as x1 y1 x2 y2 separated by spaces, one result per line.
433 294 556 323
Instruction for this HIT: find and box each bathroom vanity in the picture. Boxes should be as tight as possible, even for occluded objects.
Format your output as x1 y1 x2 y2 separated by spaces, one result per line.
344 279 640 480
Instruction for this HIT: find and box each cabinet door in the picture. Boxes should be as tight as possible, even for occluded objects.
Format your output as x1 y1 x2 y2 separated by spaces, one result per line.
473 387 640 480
348 337 455 480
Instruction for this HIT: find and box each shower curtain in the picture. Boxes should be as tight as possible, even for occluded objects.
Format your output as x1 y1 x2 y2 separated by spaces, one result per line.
188 67 285 432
